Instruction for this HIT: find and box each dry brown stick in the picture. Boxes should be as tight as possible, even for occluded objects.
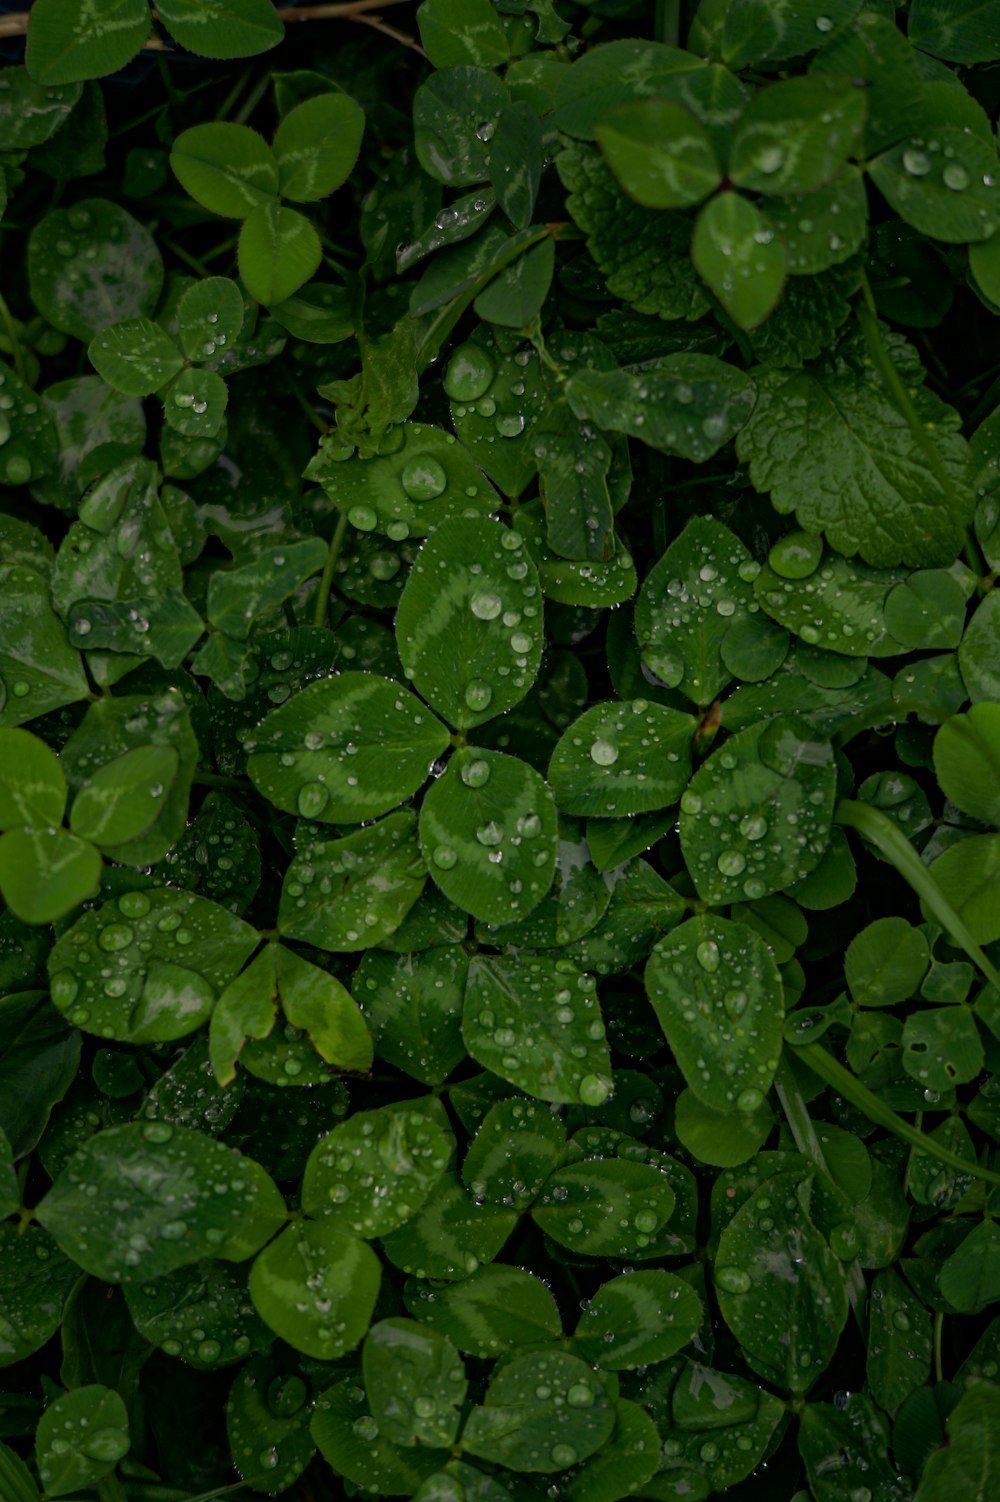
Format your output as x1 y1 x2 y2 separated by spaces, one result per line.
350 10 427 55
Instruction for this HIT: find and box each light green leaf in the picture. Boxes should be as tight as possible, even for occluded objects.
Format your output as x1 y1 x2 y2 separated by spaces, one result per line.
646 915 784 1113
69 745 180 849
565 354 756 461
28 199 163 342
528 397 615 563
248 672 449 824
275 943 372 1073
548 700 693 817
162 367 228 438
926 834 1000 943
692 191 788 330
594 100 720 210
48 886 259 1044
0 827 101 924
464 951 611 1106
273 92 366 203
208 945 278 1086
935 703 1000 828
940 1221 1000 1313
565 1400 660 1502
25 0 148 85
363 1318 467 1448
155 0 283 59
971 231 1000 308
729 76 866 197
37 1123 286 1281
417 0 511 69
379 1172 518 1281
176 276 245 362
902 1005 985 1091
36 1384 129 1498
737 328 974 567
573 1270 702 1369
959 591 1000 702
279 811 427 952
490 101 543 228
420 748 557 925
303 1103 452 1237
413 66 511 187
0 728 66 829
461 1349 615 1472
250 1220 380 1359
89 318 184 397
473 234 555 329
463 1098 566 1209
446 332 551 500
405 1265 562 1356
845 917 929 1006
755 549 905 657
170 122 278 218
674 1086 775 1167
634 516 763 705
764 166 868 275
715 1168 849 1392
680 716 837 904
0 67 81 147
870 130 1000 244
551 38 706 141
396 518 543 729
911 1383 1000 1501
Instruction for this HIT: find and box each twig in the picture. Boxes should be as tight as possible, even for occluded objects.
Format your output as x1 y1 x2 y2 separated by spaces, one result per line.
351 11 427 55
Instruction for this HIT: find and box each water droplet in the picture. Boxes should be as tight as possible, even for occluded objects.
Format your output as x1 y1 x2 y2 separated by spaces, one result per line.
753 144 785 176
476 821 503 846
696 940 720 974
768 530 822 579
579 1074 611 1107
566 1383 594 1408
461 758 490 787
465 679 493 711
717 850 746 877
551 1444 577 1468
589 737 618 766
739 814 768 841
902 147 932 177
348 505 377 531
736 1087 764 1113
99 923 133 953
815 13 833 29
943 162 970 191
433 847 457 869
5 455 31 484
716 1266 751 1293
444 342 495 402
81 1428 129 1463
353 1415 379 1442
496 413 525 437
297 781 330 819
401 454 447 501
259 1447 280 1470
470 590 502 620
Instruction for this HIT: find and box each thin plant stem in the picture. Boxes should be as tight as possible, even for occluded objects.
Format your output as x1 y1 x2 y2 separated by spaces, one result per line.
0 292 28 382
934 1311 945 1384
654 0 682 45
314 509 349 625
234 69 274 127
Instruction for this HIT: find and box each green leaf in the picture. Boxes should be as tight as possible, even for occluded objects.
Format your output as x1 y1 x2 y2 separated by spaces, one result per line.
396 519 542 729
309 422 497 538
0 728 66 829
279 811 427 952
0 827 101 924
692 191 788 331
37 1122 286 1282
379 1172 518 1281
737 328 974 567
302 1103 451 1236
594 100 720 210
35 1384 129 1497
238 202 322 304
870 130 1000 244
866 1268 932 1411
28 199 163 341
473 235 555 329
565 1399 660 1502
729 76 866 197
161 367 228 438
205 537 327 639
940 1221 1000 1313
60 688 197 867
0 363 59 489
548 700 693 817
550 38 706 141
175 276 245 362
913 1382 1000 1502
573 1270 702 1369
248 672 448 825
413 66 511 187
764 166 868 275
0 1439 41 1502
276 944 373 1073
0 1223 78 1367
463 1098 565 1209
48 886 258 1044
959 591 1000 702
25 0 148 85
715 1168 849 1392
417 0 511 69
250 1220 380 1359
926 835 1000 944
721 0 863 67
755 548 904 657
170 122 278 218
312 1379 447 1496
273 92 365 203
902 1004 984 1091
566 355 756 462
405 1265 562 1356
228 1350 317 1492
464 952 610 1105
420 748 556 925
674 1086 775 1167
89 318 184 396
69 744 180 849
461 1349 615 1472
0 994 81 1159
909 0 1000 64
490 102 543 228
845 917 930 1006
646 915 784 1113
353 945 465 1088
799 1395 905 1502
208 945 278 1085
155 0 283 59
532 1157 675 1257
0 67 81 147
935 703 1000 827
363 1317 467 1448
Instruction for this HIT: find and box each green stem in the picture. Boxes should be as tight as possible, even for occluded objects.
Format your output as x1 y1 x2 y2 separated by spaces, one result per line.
774 1058 867 1328
233 69 273 127
313 509 349 626
792 1040 1000 1187
836 799 1000 994
161 238 214 279
854 281 985 576
97 1473 130 1502
282 366 327 434
215 66 254 122
0 292 28 382
934 1310 945 1384
654 0 682 45
417 225 551 370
